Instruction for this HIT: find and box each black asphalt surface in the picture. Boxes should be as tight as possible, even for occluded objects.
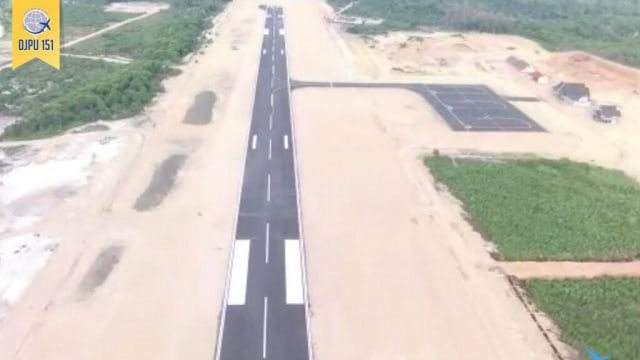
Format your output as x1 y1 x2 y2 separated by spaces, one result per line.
216 6 310 360
291 80 545 132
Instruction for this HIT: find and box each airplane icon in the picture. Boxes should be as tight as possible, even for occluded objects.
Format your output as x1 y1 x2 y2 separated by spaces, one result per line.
586 348 610 360
39 19 51 31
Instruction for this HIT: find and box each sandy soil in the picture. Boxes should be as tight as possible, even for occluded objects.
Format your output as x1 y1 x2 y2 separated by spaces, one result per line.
282 0 594 359
286 0 640 358
0 0 262 358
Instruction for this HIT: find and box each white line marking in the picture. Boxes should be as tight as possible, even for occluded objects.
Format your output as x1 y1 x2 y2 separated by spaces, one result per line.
265 222 270 263
263 28 269 35
270 93 274 107
263 49 266 55
280 49 284 55
269 113 273 129
284 135 289 150
262 296 268 359
272 64 275 75
284 239 304 304
267 173 271 201
268 139 272 160
252 134 257 149
279 29 285 36
227 240 251 305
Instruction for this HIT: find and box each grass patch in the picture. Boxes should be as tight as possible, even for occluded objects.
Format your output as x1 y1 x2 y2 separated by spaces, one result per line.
425 156 640 261
328 0 640 67
68 6 218 62
525 278 640 359
62 3 139 42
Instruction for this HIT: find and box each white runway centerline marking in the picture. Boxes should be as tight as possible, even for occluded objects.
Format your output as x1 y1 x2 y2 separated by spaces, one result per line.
269 113 273 129
227 240 251 305
265 222 270 263
284 239 304 304
266 173 271 201
262 296 268 359
252 134 257 149
268 139 272 160
284 135 289 149
270 93 274 106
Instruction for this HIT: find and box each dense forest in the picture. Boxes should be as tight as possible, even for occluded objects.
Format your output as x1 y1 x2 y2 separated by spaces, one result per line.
331 0 640 67
1 0 229 139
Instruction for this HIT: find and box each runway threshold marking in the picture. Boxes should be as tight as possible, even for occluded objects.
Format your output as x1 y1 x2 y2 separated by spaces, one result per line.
252 134 257 149
227 240 251 305
262 296 269 359
284 239 304 304
284 135 289 149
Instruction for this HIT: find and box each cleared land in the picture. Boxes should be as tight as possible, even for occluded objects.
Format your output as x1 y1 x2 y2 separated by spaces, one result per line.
525 278 640 359
425 156 640 261
329 0 640 67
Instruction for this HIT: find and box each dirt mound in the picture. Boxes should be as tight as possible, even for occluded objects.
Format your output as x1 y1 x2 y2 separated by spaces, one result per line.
546 51 640 94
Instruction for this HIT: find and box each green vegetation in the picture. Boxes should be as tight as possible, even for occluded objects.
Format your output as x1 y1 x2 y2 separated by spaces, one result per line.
0 57 119 115
61 2 138 42
525 278 640 359
68 9 210 62
0 0 229 139
3 60 165 139
424 156 640 261
330 0 640 67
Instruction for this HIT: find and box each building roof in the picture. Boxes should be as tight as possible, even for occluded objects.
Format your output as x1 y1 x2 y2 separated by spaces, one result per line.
506 56 531 71
553 82 590 101
597 105 621 118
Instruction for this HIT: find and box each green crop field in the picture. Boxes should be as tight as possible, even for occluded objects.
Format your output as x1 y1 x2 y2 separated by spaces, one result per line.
328 0 640 67
525 278 640 360
424 156 640 261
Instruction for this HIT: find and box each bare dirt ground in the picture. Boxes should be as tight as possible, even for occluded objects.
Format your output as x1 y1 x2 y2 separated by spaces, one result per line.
0 0 263 358
283 0 593 359
500 261 640 279
286 0 640 357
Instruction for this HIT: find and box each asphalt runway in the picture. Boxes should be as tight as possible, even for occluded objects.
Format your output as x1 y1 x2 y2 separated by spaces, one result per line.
215 6 310 360
291 80 545 132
